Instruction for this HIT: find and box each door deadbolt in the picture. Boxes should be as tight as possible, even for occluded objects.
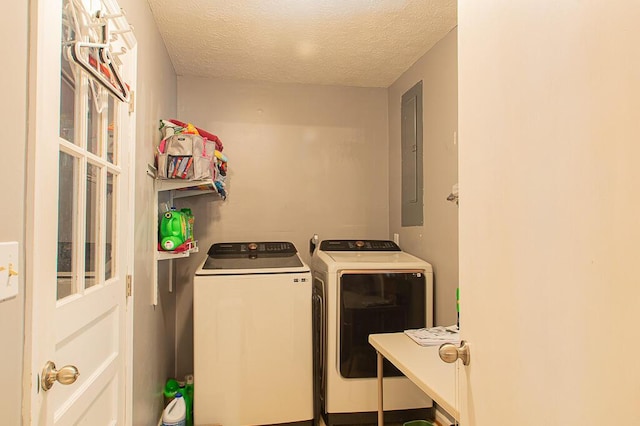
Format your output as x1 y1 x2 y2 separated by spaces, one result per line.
41 361 80 391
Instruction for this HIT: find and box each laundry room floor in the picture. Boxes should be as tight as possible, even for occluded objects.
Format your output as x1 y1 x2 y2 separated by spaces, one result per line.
318 419 435 426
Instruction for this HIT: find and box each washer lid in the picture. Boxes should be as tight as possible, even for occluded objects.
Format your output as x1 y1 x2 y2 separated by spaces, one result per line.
199 241 305 272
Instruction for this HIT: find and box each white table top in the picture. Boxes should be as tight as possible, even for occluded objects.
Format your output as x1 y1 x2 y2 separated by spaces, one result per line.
368 332 459 420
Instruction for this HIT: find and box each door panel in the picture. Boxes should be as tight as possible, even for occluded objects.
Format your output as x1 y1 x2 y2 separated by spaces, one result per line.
28 0 135 423
458 1 640 424
51 303 120 422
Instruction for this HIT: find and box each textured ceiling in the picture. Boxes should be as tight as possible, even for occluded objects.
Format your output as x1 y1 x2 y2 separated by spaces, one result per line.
146 0 457 88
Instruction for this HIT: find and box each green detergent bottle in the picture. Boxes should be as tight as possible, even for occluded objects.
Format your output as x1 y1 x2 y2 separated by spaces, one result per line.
184 374 194 424
159 208 187 251
163 378 179 407
178 381 193 426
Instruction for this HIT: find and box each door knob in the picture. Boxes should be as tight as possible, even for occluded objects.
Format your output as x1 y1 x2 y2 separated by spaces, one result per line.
439 340 470 366
41 361 80 391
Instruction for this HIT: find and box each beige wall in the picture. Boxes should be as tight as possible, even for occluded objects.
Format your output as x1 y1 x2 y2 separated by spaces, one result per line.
388 29 459 326
118 0 179 424
173 77 389 376
0 1 28 424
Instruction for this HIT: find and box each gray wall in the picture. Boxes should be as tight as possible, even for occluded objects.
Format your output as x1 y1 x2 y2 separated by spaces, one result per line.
118 0 179 424
10 5 457 423
173 77 389 377
388 29 459 326
0 1 28 424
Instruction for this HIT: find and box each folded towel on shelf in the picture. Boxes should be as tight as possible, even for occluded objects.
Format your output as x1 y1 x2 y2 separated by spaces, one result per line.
404 325 460 347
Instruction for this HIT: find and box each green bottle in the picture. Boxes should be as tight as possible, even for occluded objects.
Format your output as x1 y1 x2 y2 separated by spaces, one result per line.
159 208 187 251
185 374 194 424
178 381 192 426
163 378 179 407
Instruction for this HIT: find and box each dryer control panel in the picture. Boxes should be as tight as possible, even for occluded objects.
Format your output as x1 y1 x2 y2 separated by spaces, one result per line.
319 240 401 251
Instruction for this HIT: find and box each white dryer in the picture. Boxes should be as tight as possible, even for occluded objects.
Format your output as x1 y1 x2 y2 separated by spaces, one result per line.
311 240 434 425
194 242 313 426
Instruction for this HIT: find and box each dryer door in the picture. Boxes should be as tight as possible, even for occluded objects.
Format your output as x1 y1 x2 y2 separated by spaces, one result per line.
338 270 427 378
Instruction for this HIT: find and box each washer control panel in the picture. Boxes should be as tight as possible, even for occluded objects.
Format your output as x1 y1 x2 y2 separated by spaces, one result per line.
319 240 401 251
208 242 297 257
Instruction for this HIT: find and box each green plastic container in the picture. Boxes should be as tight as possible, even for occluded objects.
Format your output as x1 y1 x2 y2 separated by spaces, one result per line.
159 208 187 251
178 381 192 426
403 421 434 426
184 374 194 425
163 378 180 407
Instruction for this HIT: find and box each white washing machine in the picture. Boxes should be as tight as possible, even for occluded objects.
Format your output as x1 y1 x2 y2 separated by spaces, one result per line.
311 240 434 425
194 242 313 426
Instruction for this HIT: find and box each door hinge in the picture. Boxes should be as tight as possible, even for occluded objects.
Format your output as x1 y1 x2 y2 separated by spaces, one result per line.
126 274 132 297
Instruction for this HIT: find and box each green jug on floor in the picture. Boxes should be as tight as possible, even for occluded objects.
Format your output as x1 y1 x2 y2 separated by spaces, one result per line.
163 378 179 407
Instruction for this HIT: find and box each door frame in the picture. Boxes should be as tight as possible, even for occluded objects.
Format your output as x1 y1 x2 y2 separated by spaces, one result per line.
123 46 137 426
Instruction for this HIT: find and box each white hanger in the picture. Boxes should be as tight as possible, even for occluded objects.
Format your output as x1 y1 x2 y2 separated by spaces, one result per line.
66 0 132 103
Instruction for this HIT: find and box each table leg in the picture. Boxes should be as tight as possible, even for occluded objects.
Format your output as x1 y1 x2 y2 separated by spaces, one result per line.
377 350 384 426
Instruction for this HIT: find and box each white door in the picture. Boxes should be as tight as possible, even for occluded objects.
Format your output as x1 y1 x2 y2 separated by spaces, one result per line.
27 0 136 423
457 1 640 424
